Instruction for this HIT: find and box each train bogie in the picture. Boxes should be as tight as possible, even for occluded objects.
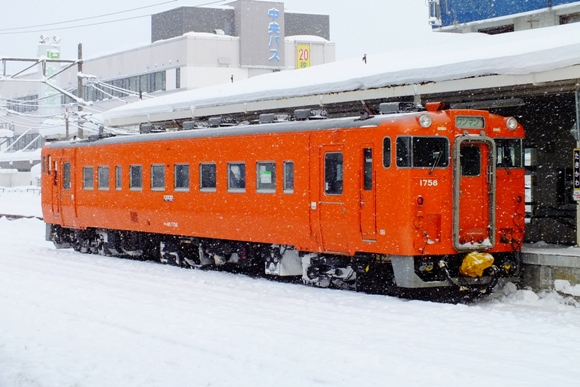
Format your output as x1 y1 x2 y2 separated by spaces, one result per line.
41 103 525 297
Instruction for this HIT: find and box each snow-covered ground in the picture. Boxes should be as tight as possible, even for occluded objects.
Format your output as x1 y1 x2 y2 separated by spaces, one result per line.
1 189 580 386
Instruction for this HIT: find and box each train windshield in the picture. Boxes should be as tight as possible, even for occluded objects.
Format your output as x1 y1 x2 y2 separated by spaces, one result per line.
396 136 449 168
496 139 523 168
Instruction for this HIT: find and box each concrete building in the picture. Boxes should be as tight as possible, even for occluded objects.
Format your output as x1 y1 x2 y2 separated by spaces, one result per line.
0 0 335 169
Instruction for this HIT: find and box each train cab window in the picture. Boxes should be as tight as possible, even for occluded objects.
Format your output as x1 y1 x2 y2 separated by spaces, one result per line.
496 139 523 168
130 165 143 190
283 161 294 193
228 163 246 192
83 167 94 190
151 164 165 191
257 162 276 192
115 166 122 190
383 138 391 168
98 166 110 190
460 146 481 176
174 164 190 191
396 137 449 168
325 152 343 195
200 163 217 191
63 162 71 190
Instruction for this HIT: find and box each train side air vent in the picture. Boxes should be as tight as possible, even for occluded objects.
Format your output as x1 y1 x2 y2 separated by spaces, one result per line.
259 113 276 124
379 102 421 115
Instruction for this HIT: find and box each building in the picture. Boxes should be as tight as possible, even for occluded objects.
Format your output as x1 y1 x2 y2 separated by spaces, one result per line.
0 0 335 169
428 0 580 33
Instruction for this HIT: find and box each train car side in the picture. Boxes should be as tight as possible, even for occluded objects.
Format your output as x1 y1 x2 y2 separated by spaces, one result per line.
41 105 525 295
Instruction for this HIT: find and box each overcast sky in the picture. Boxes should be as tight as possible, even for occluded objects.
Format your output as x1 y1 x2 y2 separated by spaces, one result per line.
0 0 433 62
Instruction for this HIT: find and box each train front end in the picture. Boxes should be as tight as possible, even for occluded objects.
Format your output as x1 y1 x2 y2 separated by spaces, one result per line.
389 103 525 295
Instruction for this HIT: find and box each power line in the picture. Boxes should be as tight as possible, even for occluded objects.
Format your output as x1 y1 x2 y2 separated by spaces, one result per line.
0 0 178 32
0 0 228 35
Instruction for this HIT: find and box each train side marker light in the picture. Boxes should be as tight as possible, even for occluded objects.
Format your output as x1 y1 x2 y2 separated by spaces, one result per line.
419 114 432 128
417 196 424 206
506 117 518 130
515 196 523 204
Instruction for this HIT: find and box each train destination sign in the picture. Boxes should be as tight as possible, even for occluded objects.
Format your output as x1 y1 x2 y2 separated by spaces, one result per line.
455 116 485 129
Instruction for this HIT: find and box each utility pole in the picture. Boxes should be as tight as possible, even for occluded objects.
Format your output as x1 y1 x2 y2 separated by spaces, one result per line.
77 43 84 139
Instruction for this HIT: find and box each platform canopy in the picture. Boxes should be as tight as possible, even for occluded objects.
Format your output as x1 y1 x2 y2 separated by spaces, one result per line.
103 22 580 127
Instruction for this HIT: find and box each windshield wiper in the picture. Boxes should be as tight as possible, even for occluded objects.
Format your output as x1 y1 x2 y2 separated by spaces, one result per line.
429 151 443 175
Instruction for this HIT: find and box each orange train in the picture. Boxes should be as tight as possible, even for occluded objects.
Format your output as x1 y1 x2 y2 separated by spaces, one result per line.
41 102 525 295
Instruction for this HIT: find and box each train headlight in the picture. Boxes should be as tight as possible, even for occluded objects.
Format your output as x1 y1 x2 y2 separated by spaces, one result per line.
419 114 432 128
506 117 518 130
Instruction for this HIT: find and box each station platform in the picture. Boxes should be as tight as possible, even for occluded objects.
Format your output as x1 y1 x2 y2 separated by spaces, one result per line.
521 243 580 291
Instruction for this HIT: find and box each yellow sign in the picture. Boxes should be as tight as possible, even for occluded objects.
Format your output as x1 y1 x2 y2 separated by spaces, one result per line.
296 45 310 69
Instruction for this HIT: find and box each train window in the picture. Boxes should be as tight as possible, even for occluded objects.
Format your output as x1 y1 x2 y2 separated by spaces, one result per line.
257 162 276 192
496 139 523 168
98 166 110 190
283 161 294 193
383 138 391 168
47 155 52 173
174 164 190 191
115 166 122 190
130 165 142 190
325 152 343 195
460 146 481 176
83 167 94 190
63 162 71 190
151 164 165 191
228 163 246 192
200 163 216 191
42 156 46 174
363 148 373 190
396 136 449 168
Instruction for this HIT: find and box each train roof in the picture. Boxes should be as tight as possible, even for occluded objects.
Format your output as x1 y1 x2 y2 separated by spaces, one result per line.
102 22 580 127
46 113 418 150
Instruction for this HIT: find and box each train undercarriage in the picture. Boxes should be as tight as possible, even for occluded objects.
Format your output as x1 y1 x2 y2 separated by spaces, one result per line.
46 224 521 300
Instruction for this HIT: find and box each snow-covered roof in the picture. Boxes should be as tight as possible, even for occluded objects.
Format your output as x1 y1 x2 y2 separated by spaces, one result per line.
103 22 580 126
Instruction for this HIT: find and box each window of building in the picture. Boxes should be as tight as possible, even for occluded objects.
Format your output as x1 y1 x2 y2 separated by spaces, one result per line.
228 163 246 192
257 162 276 192
200 163 217 191
83 167 94 190
324 152 343 195
98 166 110 190
383 137 391 168
283 161 294 193
116 166 122 190
174 164 190 191
151 164 165 191
63 162 71 190
130 165 142 190
176 68 181 89
560 13 580 24
478 24 514 35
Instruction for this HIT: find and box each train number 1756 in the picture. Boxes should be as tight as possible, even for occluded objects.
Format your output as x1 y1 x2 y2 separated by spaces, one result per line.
419 179 438 187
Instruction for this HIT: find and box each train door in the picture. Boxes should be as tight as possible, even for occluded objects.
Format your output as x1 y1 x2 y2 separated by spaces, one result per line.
48 153 60 220
360 145 376 240
59 157 75 224
318 146 349 252
452 136 496 250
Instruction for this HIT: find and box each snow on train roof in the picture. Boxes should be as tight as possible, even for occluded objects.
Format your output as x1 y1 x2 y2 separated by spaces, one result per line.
102 22 580 126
